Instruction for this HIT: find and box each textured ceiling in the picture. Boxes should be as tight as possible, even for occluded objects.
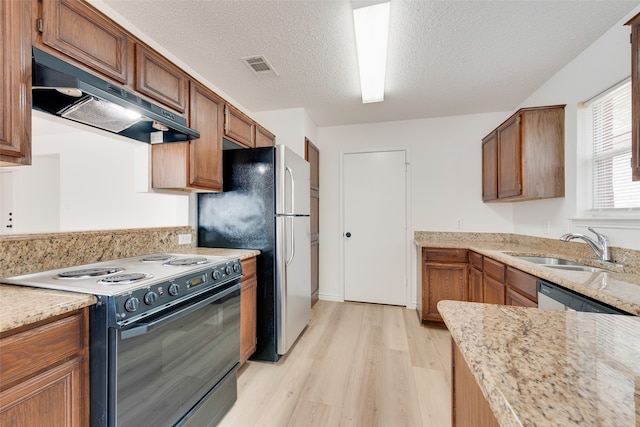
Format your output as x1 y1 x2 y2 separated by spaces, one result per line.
95 0 639 127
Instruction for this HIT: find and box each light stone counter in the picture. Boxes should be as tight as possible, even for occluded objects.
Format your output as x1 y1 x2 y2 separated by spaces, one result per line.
438 300 640 427
415 232 640 315
0 285 96 333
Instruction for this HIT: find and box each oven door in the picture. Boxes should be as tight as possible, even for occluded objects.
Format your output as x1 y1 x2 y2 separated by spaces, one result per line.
111 282 240 427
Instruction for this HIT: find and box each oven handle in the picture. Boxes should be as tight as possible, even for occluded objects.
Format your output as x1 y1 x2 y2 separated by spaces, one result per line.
120 283 240 340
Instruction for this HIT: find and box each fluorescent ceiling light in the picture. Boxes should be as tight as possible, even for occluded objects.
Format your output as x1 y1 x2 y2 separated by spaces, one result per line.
353 2 390 104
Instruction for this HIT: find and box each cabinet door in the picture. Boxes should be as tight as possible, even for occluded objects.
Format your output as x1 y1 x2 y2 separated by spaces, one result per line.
135 44 188 113
0 0 31 166
255 125 276 147
483 275 505 305
481 133 497 201
423 263 468 322
240 257 257 365
224 105 255 147
469 267 483 303
497 115 522 198
189 82 223 190
506 288 537 307
630 17 640 181
0 357 85 426
40 0 130 84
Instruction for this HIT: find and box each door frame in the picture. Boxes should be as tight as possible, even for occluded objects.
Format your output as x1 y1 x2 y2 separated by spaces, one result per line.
339 148 413 308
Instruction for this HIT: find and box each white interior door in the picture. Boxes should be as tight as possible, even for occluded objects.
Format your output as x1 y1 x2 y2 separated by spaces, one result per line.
343 150 407 305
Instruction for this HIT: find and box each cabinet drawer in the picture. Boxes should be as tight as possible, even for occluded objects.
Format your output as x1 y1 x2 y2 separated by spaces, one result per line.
469 252 483 270
423 248 468 264
241 257 257 280
507 267 538 302
0 313 84 388
483 257 505 282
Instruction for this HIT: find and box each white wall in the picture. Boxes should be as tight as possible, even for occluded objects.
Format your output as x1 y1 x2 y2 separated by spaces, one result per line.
512 5 640 250
316 112 515 302
253 108 318 157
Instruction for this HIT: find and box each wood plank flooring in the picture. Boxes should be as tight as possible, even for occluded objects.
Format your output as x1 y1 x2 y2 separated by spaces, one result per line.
218 301 452 427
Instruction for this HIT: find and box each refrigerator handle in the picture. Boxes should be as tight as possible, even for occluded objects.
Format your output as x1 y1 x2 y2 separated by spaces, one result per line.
286 166 295 214
286 217 295 265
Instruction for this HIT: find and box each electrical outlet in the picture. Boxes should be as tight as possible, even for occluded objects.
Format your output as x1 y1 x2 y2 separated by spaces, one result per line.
456 219 464 229
178 234 192 245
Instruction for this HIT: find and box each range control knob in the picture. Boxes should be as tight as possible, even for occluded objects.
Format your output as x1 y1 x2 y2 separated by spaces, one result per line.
225 265 233 275
168 283 180 296
124 297 140 312
144 291 158 305
233 263 241 273
213 270 222 280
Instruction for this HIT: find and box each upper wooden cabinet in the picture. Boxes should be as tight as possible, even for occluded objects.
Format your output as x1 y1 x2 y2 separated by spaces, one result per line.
481 133 497 201
255 124 276 148
627 14 640 182
135 44 188 113
0 0 32 166
152 81 223 192
482 105 565 202
38 0 131 85
224 105 255 147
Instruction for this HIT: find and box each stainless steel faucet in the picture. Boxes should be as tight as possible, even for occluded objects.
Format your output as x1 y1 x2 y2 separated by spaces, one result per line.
559 227 612 262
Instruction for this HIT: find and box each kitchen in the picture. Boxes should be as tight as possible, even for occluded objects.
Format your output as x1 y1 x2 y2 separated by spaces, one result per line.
2 0 640 426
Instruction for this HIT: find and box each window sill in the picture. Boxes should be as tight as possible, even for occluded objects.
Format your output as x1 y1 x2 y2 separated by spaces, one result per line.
571 217 640 230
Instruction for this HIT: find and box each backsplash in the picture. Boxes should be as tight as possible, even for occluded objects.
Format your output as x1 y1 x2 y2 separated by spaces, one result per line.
0 227 196 277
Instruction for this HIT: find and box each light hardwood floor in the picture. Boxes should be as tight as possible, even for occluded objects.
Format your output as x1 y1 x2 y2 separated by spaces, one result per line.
219 301 452 427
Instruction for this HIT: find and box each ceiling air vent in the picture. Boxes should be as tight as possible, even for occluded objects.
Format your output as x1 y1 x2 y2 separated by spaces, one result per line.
242 55 278 77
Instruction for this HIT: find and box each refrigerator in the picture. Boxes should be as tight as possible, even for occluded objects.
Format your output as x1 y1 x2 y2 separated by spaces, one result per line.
198 145 311 362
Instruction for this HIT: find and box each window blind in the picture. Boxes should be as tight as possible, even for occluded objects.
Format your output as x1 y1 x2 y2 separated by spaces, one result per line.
591 81 640 210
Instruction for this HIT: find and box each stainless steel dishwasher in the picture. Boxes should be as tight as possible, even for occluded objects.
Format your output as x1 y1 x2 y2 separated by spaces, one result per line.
537 280 630 315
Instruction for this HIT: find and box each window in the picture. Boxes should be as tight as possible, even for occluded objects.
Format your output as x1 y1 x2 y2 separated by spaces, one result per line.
590 80 640 212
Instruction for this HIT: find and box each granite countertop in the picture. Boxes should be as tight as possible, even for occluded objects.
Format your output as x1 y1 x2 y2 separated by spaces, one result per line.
438 300 640 426
414 233 640 315
0 285 97 333
0 248 260 333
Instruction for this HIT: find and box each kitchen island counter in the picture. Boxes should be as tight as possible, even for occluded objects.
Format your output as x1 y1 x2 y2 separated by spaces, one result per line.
439 300 640 426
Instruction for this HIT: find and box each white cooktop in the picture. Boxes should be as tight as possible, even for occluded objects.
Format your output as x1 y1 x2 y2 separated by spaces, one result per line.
1 253 236 296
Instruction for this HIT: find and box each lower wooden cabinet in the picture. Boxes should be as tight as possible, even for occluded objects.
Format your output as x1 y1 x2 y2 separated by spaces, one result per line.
0 308 89 426
240 257 258 365
421 248 468 323
482 258 506 305
506 267 538 307
468 251 484 303
452 340 499 427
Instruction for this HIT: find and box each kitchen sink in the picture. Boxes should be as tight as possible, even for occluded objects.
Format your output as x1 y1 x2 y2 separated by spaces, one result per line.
513 256 611 273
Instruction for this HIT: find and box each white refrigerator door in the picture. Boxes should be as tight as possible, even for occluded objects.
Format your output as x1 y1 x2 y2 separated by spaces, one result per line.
276 215 311 354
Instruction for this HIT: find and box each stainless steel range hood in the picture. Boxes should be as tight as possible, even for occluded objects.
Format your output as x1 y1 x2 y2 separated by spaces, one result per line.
32 48 200 143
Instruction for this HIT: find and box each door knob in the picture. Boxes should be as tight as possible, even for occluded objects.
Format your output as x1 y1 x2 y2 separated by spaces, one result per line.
345 232 351 238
